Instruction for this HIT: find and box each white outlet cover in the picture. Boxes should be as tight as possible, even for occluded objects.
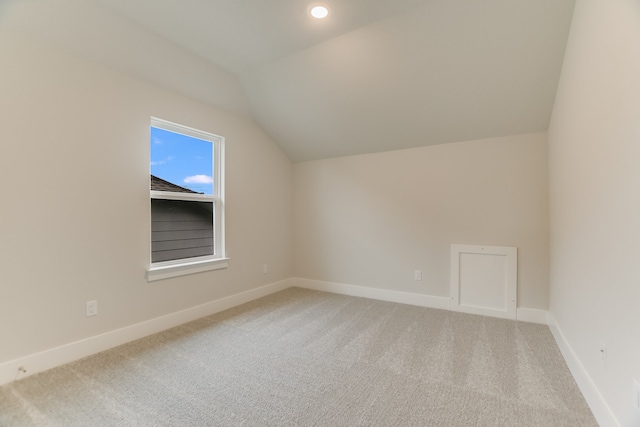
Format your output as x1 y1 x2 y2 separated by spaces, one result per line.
633 379 640 411
86 300 98 317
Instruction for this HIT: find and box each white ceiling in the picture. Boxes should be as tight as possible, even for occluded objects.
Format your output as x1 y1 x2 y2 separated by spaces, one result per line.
95 0 430 75
2 0 576 162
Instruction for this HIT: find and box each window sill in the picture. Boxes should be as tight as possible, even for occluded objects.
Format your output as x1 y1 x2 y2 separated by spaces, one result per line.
146 258 229 282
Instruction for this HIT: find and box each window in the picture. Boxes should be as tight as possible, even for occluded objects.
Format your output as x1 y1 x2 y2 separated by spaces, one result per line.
147 117 226 281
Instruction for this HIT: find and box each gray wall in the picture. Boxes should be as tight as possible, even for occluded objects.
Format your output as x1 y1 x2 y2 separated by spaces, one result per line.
151 200 214 263
0 28 293 364
293 132 550 310
548 0 640 425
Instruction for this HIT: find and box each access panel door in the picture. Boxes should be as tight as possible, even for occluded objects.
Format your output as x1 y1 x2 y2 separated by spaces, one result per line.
450 245 517 320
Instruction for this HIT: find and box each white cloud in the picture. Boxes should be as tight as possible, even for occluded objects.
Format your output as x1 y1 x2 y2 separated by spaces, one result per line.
184 175 213 184
150 156 174 166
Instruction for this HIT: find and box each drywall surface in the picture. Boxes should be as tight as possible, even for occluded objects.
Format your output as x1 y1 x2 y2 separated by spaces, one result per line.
0 0 252 119
293 133 550 310
548 0 640 425
0 30 293 363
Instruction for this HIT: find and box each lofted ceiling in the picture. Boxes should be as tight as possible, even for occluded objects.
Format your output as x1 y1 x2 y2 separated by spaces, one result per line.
2 0 576 162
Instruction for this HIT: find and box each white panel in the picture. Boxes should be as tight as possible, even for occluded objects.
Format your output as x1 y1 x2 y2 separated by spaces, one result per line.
451 245 517 320
459 253 508 311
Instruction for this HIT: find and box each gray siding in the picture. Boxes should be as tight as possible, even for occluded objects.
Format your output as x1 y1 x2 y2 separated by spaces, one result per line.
151 199 214 263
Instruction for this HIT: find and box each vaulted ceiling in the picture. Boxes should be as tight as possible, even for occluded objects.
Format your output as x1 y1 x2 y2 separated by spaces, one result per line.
2 0 575 161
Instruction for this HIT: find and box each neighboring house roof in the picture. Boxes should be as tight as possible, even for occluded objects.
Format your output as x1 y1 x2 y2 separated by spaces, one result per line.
150 175 200 194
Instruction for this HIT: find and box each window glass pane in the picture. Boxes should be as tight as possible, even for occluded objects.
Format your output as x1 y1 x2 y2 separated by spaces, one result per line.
151 199 214 262
150 127 214 195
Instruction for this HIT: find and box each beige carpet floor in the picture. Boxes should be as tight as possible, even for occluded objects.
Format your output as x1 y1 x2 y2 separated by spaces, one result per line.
0 287 597 426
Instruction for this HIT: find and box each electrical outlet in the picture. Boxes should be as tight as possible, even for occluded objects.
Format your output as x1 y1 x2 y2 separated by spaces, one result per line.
86 300 98 317
263 264 268 274
414 270 422 281
633 379 640 411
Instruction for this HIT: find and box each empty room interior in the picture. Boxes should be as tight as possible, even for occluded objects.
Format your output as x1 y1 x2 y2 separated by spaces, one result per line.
0 0 638 426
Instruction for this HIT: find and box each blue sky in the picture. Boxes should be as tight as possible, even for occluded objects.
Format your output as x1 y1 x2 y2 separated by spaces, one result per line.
150 127 213 195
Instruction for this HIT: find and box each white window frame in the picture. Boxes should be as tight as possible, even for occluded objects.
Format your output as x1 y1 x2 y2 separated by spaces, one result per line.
146 117 227 282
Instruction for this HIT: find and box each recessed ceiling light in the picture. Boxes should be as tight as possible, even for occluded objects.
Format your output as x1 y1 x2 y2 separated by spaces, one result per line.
310 4 329 19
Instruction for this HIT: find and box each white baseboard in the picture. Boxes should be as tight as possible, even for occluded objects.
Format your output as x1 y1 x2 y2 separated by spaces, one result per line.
516 307 549 324
0 276 553 389
293 278 552 325
293 278 452 311
0 278 292 387
548 313 620 427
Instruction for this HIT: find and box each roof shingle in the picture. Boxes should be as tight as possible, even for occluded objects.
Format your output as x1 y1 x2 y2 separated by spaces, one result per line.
150 175 200 194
